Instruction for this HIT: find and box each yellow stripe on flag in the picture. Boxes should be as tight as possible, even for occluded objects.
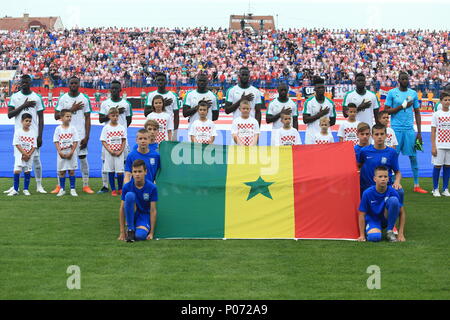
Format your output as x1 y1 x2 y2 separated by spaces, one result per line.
224 146 295 238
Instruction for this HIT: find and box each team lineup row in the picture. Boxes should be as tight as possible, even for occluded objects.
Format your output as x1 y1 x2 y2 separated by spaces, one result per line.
5 68 450 197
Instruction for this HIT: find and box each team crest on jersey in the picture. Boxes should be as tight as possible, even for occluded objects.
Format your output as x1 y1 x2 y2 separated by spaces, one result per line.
150 158 155 165
381 157 387 164
143 193 150 201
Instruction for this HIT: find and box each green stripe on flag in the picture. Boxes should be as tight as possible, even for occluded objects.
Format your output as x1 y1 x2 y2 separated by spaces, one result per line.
155 141 228 238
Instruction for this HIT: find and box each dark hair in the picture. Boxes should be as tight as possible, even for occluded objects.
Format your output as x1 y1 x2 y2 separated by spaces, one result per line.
132 159 147 170
197 100 209 109
355 73 365 79
155 72 167 80
151 95 166 111
440 91 450 100
374 165 389 174
280 111 292 119
239 66 250 73
111 80 121 86
347 103 357 109
372 123 387 133
60 109 72 116
313 76 324 85
398 71 409 79
21 74 31 80
377 110 389 118
21 113 32 121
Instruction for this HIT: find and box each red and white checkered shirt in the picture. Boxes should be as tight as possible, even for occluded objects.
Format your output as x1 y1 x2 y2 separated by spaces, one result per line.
313 132 335 145
231 116 260 146
271 127 302 146
432 110 450 149
100 123 127 151
337 120 359 146
147 112 173 144
188 119 217 144
13 128 37 153
53 125 80 151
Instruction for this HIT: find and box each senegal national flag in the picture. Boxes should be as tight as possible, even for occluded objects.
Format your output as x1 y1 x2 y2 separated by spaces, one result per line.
155 141 360 240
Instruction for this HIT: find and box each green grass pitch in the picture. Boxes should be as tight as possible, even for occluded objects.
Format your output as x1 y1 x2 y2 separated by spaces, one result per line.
0 177 448 300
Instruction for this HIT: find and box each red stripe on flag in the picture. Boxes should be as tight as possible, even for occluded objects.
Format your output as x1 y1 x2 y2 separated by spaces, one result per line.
292 142 360 239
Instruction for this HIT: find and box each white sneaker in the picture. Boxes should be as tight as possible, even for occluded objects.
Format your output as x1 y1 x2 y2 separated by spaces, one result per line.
23 190 31 196
70 189 78 197
7 189 19 196
432 189 441 197
441 189 450 197
56 189 66 197
4 186 14 194
36 185 47 194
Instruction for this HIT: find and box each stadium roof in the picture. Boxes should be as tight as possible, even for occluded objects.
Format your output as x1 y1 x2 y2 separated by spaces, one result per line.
0 14 64 31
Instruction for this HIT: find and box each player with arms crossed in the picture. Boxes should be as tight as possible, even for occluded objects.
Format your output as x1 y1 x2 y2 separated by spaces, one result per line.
118 159 158 242
6 74 46 194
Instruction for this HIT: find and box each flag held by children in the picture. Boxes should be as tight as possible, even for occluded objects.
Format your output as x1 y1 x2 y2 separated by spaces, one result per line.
155 141 360 240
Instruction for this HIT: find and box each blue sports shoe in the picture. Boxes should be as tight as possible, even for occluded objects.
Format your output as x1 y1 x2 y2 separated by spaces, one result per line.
97 186 109 194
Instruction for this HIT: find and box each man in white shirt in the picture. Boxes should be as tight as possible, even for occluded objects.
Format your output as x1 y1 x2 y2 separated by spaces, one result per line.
342 73 380 127
224 66 264 126
6 74 46 194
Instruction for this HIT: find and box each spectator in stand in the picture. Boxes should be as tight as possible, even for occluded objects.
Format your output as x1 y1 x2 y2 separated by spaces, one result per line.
0 28 448 91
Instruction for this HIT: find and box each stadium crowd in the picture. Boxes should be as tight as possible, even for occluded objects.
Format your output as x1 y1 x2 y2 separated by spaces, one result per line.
0 27 448 91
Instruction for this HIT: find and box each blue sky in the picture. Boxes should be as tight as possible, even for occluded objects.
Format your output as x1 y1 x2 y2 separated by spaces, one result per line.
2 0 449 30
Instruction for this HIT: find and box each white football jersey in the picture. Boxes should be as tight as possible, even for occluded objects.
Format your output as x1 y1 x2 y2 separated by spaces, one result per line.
99 98 132 129
8 91 45 136
183 90 219 128
302 96 336 144
226 85 263 119
56 93 91 140
267 98 298 129
343 90 380 127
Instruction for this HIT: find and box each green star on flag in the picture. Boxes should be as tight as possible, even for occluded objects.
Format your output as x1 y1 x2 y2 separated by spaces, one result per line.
244 176 274 201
